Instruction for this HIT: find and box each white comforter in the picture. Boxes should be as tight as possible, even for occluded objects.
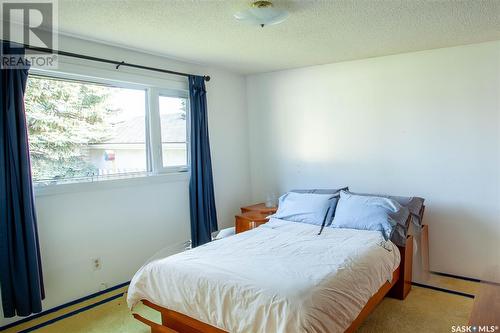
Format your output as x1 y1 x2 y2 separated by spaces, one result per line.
127 219 400 333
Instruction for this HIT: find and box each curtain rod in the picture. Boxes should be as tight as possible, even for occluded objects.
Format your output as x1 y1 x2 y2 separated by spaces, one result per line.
2 41 211 82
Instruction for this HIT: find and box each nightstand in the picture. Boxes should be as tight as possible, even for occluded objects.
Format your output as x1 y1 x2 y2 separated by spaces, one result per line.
235 203 278 234
240 203 278 215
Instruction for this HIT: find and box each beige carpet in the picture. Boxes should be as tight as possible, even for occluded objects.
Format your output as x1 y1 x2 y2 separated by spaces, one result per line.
5 285 472 333
357 286 472 332
420 273 480 296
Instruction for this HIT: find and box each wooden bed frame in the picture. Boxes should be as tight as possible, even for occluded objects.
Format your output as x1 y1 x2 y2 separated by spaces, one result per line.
134 209 427 333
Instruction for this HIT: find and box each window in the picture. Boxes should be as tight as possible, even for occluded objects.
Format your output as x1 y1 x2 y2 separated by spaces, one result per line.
159 95 188 168
25 74 189 185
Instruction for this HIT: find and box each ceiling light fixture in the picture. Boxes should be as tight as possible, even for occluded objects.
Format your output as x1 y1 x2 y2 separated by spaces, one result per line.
234 1 289 28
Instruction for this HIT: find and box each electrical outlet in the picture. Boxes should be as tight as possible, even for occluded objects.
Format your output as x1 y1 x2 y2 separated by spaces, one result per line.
91 258 102 271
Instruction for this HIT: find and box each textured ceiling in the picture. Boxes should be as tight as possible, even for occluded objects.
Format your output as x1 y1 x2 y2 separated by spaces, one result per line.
57 0 500 74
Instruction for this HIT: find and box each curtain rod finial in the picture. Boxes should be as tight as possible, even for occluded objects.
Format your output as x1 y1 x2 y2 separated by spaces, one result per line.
204 75 211 82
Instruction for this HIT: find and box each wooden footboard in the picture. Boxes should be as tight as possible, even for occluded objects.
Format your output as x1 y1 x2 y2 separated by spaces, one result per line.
141 299 226 333
133 313 179 333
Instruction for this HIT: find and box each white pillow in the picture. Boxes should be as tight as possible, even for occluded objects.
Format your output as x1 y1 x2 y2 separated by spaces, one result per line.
213 227 235 240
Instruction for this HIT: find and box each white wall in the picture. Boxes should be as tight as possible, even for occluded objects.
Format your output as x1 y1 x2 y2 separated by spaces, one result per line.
247 41 500 281
0 35 250 326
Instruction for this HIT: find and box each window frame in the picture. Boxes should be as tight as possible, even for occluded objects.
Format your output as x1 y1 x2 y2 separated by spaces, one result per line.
154 89 190 174
27 67 191 190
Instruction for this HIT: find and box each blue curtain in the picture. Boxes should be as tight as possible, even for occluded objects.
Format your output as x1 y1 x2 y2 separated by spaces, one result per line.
188 76 218 248
0 42 44 317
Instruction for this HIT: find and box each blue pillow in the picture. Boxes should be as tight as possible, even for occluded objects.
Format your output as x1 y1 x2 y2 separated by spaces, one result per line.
349 191 424 226
291 187 348 224
272 192 339 226
346 191 424 246
331 191 409 240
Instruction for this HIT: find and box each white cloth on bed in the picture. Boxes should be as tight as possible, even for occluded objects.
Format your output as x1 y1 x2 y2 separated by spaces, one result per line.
127 218 400 333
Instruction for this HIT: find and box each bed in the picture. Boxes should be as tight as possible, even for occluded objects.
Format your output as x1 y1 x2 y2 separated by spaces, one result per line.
128 212 421 333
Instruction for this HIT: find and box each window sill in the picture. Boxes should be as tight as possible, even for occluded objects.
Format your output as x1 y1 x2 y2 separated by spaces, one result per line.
34 172 189 197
